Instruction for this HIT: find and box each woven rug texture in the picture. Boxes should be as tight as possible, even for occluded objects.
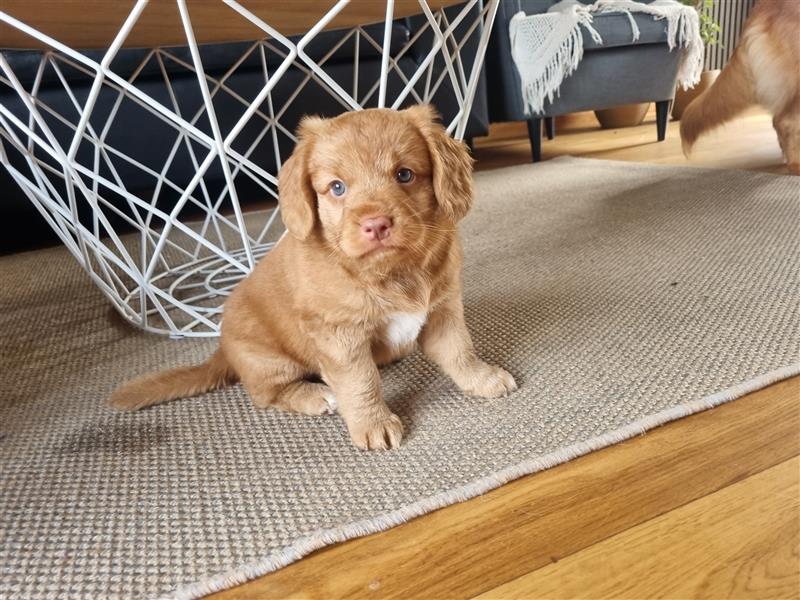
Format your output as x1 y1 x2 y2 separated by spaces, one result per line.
1 157 798 599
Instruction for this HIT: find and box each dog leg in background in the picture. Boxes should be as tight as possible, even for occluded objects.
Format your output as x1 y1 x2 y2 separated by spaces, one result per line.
773 108 800 175
317 333 403 451
420 294 517 399
680 48 755 156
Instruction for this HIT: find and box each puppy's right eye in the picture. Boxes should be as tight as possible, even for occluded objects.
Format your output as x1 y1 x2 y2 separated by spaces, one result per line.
329 180 347 197
396 168 414 184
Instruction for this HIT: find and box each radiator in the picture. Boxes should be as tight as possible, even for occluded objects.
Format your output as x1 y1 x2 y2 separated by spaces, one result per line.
705 0 757 70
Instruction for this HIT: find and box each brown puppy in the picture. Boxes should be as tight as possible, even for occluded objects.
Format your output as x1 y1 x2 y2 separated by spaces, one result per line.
680 0 800 174
110 105 517 450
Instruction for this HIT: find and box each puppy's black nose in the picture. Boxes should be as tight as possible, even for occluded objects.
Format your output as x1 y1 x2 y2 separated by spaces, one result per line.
360 215 392 242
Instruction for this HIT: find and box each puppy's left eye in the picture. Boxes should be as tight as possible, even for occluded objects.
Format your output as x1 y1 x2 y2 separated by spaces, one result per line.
396 168 414 184
329 180 347 197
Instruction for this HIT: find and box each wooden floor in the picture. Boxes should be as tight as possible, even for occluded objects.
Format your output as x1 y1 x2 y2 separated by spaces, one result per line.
471 106 793 176
212 110 800 600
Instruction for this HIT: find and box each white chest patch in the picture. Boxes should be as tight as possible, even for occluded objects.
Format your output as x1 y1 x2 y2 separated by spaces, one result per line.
384 311 427 348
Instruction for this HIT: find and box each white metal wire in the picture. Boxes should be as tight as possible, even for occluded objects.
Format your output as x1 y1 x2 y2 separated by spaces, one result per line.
0 0 499 337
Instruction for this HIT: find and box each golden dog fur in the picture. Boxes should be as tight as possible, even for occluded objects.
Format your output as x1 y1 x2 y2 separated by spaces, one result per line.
110 105 517 450
680 0 800 174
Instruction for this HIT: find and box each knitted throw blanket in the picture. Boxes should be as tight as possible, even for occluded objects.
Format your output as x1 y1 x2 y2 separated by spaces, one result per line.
509 0 704 115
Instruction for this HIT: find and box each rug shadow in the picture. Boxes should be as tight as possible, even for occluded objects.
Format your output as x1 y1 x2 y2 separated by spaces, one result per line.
55 420 171 456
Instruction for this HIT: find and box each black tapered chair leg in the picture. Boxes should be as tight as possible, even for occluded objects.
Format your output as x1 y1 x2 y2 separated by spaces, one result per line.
527 118 542 162
544 116 555 140
656 100 671 142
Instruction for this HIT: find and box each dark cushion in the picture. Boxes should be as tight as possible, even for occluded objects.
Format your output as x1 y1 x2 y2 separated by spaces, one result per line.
583 12 670 50
516 0 658 13
535 43 682 114
510 0 668 50
2 22 410 89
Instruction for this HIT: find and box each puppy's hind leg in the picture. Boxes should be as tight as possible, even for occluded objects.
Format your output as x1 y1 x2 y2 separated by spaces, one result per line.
227 345 333 416
273 381 337 416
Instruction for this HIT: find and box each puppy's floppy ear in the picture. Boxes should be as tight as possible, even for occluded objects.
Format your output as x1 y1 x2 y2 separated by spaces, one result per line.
405 104 474 222
278 116 325 240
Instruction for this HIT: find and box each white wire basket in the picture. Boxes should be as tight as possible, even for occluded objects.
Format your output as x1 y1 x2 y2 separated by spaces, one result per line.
0 0 498 336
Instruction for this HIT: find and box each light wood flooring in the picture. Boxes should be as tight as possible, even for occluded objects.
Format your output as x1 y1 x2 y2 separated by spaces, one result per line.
212 108 800 600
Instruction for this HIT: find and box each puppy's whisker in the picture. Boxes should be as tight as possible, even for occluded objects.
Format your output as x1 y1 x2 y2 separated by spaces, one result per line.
404 222 456 234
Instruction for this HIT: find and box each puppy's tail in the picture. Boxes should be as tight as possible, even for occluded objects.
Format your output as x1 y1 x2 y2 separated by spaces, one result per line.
680 46 756 156
109 350 235 411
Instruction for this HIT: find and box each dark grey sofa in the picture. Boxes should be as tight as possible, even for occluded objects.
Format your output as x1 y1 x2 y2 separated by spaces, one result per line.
486 0 684 161
0 5 489 252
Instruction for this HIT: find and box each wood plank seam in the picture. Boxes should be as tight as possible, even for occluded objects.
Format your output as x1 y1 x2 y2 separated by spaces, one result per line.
474 457 800 600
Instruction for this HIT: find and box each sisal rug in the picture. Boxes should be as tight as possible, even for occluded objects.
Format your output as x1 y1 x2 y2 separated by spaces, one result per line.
1 157 798 599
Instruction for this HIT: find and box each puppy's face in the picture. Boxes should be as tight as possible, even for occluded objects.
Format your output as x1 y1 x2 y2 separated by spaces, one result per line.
310 113 435 261
278 106 474 266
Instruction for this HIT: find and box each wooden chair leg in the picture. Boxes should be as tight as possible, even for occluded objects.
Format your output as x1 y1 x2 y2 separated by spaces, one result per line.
656 100 671 142
545 116 555 140
527 118 542 162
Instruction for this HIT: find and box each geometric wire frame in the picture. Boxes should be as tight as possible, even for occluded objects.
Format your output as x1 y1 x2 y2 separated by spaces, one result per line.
0 0 499 336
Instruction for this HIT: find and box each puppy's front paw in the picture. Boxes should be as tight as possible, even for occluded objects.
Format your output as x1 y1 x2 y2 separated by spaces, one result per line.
348 413 404 451
460 362 517 399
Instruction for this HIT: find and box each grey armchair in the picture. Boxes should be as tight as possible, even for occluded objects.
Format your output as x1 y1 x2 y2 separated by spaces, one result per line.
485 0 684 161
